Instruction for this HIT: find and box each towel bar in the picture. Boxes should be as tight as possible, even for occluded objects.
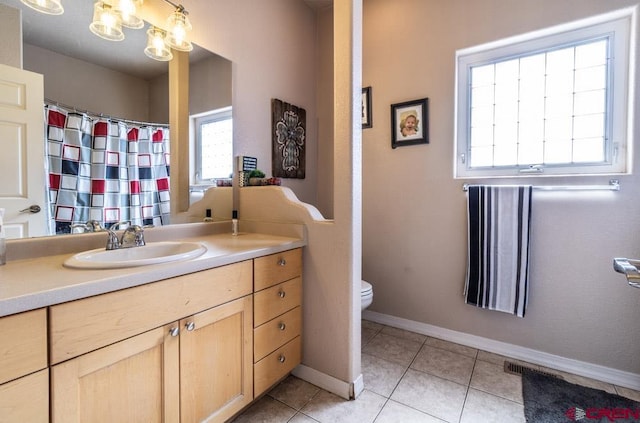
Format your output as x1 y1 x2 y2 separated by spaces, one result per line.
613 258 640 288
462 179 620 192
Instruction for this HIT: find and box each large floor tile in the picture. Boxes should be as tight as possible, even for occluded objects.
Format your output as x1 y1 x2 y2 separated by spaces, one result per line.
362 320 384 333
411 345 475 385
300 389 386 423
469 359 523 403
362 352 408 397
374 400 445 423
230 395 297 423
425 337 478 359
363 332 423 366
381 325 428 344
476 350 538 369
268 375 321 410
460 388 525 423
290 413 321 423
391 368 467 422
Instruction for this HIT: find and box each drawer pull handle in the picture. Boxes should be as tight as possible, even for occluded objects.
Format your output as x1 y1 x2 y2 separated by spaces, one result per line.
185 322 196 332
278 354 286 363
169 327 180 337
278 258 286 266
278 322 286 331
278 290 286 298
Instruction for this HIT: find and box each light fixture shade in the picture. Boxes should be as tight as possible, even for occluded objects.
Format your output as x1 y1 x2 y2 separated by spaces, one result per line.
114 0 144 29
90 2 124 41
144 26 173 62
20 0 64 15
166 7 193 52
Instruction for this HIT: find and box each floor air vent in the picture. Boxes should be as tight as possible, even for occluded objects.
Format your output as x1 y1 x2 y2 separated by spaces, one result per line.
504 361 563 380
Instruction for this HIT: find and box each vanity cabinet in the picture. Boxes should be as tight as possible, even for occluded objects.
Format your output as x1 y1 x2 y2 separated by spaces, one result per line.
0 309 48 423
50 261 254 423
253 249 303 397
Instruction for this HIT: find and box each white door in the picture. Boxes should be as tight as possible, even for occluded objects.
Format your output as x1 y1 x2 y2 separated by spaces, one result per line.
0 64 46 239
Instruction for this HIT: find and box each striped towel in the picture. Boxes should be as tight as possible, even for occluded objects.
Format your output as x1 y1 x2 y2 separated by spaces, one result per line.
464 185 533 317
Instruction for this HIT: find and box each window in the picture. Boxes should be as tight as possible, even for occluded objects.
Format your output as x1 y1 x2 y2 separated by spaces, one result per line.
193 107 233 183
454 8 635 178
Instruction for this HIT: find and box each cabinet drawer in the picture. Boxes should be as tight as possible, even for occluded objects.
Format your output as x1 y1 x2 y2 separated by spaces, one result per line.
253 277 301 327
0 368 49 423
254 248 302 291
254 336 301 397
0 309 47 384
254 306 301 362
50 260 253 364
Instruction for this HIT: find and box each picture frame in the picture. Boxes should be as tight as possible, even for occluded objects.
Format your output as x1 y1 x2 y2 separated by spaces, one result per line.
391 98 429 148
362 86 372 129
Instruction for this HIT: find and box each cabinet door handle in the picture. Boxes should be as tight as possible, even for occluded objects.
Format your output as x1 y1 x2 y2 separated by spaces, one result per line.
278 354 286 363
278 290 286 298
278 258 286 266
278 322 286 331
169 327 180 337
185 322 196 331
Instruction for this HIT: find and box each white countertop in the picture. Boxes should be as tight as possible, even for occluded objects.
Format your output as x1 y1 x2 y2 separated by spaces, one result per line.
0 231 305 317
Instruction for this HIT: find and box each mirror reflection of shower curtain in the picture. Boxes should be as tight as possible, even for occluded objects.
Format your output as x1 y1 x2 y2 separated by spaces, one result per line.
44 104 171 234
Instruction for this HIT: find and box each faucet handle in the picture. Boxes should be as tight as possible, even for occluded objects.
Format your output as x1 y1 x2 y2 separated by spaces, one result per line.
86 220 105 232
105 229 120 250
110 221 131 231
121 225 145 248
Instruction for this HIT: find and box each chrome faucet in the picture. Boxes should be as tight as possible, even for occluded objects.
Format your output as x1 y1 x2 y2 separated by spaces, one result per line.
71 219 105 233
105 221 145 250
121 225 146 248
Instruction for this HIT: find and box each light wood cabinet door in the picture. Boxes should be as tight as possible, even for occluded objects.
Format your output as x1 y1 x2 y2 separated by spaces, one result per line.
0 308 47 384
180 296 254 423
50 261 253 364
51 324 180 423
0 369 49 423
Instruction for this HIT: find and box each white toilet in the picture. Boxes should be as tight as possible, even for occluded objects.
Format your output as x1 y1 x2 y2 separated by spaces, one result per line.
361 280 373 310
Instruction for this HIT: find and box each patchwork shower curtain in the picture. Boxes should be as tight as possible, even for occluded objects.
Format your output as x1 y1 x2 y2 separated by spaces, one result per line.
45 104 171 234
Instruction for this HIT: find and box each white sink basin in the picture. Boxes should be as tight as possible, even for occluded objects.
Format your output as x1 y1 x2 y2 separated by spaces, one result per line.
63 241 207 269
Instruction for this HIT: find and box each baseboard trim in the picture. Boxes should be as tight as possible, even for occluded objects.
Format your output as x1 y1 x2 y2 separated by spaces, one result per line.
292 364 361 400
363 310 640 391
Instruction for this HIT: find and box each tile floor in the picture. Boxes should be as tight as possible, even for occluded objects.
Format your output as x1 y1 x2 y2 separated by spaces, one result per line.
230 319 640 423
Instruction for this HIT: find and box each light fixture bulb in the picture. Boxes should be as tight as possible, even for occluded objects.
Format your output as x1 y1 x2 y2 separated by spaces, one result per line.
144 26 173 62
20 0 63 15
114 0 144 29
166 6 193 52
90 2 124 41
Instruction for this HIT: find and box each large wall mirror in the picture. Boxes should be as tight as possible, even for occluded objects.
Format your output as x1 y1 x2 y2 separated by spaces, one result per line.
0 0 233 239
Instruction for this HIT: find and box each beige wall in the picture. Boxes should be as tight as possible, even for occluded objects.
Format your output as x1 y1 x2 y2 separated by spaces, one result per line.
0 3 21 68
180 0 320 206
180 0 363 390
24 44 152 122
362 0 640 375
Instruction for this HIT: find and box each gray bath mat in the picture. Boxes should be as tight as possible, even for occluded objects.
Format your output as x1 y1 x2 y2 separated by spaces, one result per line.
522 368 640 422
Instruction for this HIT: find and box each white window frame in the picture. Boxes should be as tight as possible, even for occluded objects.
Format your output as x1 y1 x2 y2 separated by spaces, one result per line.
454 7 636 179
191 107 233 185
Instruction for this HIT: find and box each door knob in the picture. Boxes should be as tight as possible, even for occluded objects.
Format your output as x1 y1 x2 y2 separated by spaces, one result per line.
19 205 41 214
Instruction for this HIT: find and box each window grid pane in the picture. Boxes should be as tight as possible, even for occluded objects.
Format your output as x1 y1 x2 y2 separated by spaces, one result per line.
199 117 233 180
468 37 609 169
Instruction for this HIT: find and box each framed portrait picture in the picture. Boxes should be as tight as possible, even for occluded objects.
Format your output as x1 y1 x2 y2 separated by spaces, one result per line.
391 98 429 148
362 86 372 129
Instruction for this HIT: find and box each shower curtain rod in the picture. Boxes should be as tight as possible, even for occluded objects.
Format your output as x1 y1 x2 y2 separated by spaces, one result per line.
462 179 620 192
45 98 170 128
